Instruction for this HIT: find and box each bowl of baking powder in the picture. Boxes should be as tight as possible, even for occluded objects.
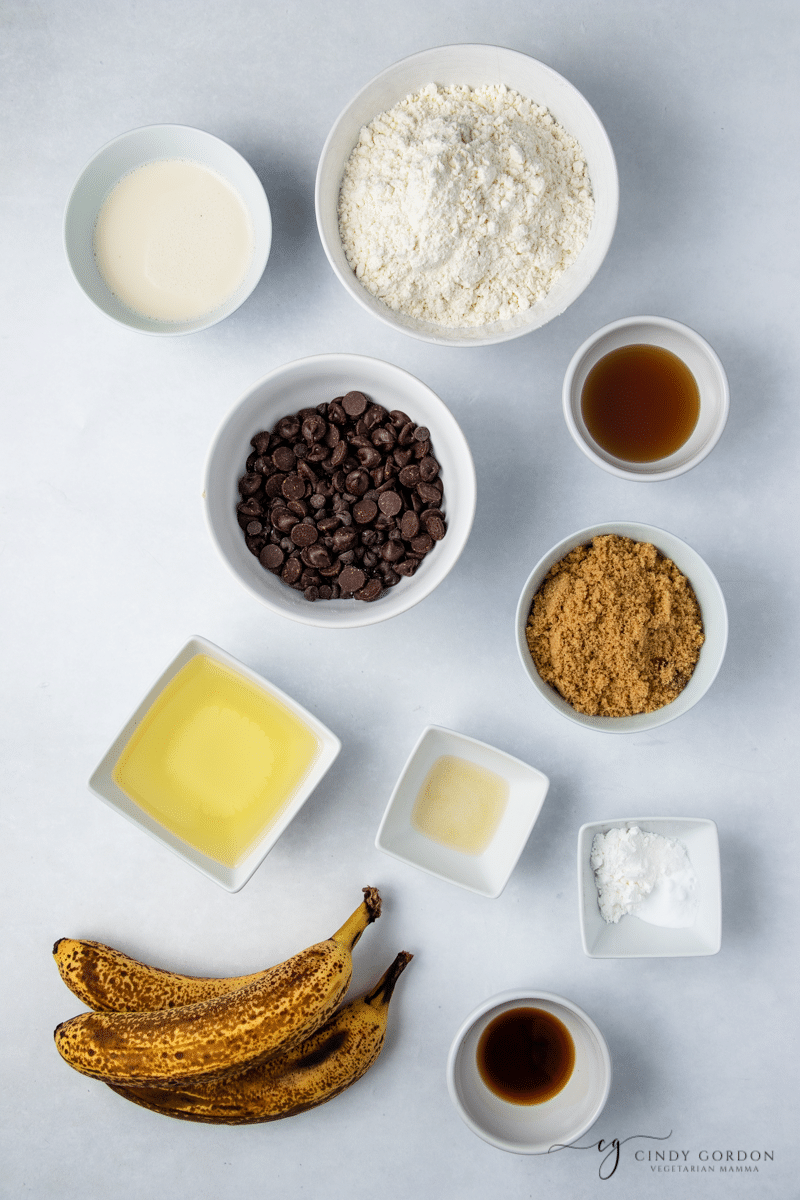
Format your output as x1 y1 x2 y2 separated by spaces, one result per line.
316 45 618 346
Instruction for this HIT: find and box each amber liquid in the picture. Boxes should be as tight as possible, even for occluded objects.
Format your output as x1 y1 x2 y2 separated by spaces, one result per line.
581 343 700 462
476 1007 575 1105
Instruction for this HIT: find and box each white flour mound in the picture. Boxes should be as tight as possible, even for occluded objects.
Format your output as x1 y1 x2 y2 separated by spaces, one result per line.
337 82 594 328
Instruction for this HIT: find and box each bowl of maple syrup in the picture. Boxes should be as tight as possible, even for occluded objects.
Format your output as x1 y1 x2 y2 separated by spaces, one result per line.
563 316 729 480
446 990 612 1154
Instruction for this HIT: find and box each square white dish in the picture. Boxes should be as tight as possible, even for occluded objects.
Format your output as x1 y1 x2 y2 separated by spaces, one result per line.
89 636 341 892
578 817 721 957
375 725 549 898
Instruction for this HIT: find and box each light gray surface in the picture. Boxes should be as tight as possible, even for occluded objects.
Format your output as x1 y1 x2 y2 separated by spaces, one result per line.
2 2 798 1197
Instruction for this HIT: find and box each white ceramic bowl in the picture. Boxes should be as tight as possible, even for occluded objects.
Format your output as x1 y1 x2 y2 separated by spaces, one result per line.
64 124 271 334
375 725 549 898
514 522 728 733
88 636 340 892
447 990 612 1153
316 44 618 346
204 354 477 629
563 316 730 480
578 818 722 957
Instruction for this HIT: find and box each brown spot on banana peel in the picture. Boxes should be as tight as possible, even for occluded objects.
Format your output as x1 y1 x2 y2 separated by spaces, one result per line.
106 951 412 1124
54 891 381 1088
52 888 381 1014
52 938 271 1013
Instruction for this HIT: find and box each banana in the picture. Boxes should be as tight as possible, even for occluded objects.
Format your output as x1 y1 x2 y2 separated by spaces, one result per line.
53 938 273 1012
107 951 412 1123
54 887 381 1088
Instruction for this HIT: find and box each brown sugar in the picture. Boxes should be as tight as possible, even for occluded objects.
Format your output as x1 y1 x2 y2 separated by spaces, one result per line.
525 535 704 717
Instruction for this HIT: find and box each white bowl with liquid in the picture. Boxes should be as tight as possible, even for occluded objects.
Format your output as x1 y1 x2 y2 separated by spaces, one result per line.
89 636 340 891
447 990 612 1154
375 725 549 897
64 125 271 334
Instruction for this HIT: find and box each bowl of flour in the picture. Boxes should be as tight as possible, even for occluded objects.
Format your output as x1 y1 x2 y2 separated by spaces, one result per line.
316 45 618 346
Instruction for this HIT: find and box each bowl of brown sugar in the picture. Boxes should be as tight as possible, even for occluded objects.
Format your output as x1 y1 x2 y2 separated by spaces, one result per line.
514 523 728 732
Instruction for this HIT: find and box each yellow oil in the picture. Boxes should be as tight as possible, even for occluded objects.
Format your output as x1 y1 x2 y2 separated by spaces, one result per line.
411 755 509 855
112 655 320 867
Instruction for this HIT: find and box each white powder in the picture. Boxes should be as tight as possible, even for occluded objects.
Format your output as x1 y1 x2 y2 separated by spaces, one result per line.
337 82 593 327
591 826 699 927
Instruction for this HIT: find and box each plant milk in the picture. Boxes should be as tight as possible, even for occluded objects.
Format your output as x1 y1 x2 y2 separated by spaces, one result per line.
94 159 254 322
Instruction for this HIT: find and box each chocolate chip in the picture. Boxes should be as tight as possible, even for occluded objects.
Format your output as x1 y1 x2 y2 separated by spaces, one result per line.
411 533 434 554
400 510 420 540
342 390 368 417
417 487 441 512
338 564 366 593
239 472 263 497
291 523 318 547
378 490 402 516
271 445 296 472
237 497 262 517
259 545 284 570
418 455 440 482
353 498 377 524
281 557 302 584
398 464 421 488
240 394 447 602
355 577 382 602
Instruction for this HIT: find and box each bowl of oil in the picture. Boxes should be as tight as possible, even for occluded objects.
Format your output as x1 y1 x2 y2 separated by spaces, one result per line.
562 315 729 480
89 636 340 891
447 990 612 1154
374 725 549 898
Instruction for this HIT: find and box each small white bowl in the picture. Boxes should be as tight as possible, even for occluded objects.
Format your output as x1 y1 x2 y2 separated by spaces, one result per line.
578 818 722 957
89 636 340 892
374 725 549 898
514 522 728 733
204 354 477 629
316 44 618 346
64 124 271 334
563 316 730 480
447 990 612 1154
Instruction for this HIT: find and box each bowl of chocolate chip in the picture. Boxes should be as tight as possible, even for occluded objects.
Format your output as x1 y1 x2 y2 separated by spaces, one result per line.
204 354 476 627
514 523 728 732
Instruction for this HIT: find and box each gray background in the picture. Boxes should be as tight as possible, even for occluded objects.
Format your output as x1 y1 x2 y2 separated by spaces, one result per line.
2 1 798 1197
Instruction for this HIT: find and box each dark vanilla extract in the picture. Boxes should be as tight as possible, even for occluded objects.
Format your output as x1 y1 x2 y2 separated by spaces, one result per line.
581 343 700 462
476 1006 575 1105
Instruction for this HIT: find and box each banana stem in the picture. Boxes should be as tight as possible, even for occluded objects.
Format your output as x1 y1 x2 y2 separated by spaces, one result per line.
331 887 382 950
364 952 413 1009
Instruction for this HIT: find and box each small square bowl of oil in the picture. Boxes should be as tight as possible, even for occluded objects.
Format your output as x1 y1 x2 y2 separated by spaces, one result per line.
375 726 549 898
89 636 341 892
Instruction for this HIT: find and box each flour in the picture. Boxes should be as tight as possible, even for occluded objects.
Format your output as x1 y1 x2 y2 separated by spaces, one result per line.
337 82 594 327
591 826 699 927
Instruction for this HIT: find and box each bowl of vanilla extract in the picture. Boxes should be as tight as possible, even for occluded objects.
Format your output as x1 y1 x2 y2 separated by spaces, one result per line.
562 315 729 481
446 990 612 1154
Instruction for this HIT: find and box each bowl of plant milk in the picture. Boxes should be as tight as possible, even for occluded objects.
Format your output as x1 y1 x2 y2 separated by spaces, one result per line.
64 125 271 334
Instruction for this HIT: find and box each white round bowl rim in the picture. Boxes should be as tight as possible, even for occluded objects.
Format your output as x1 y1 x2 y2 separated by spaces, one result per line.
315 43 619 348
203 352 477 629
562 315 730 481
446 988 612 1154
514 522 729 733
64 123 271 336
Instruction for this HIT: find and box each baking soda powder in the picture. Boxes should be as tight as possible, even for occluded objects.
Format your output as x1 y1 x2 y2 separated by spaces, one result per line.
591 826 699 927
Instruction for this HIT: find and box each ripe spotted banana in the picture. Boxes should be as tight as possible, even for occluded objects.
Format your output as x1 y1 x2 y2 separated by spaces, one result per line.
54 887 380 1088
107 951 412 1123
53 938 273 1012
